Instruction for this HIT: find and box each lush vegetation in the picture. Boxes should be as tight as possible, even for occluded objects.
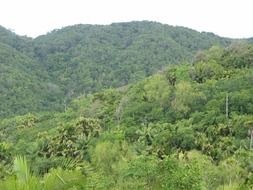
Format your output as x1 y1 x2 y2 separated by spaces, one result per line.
0 21 233 118
0 42 253 189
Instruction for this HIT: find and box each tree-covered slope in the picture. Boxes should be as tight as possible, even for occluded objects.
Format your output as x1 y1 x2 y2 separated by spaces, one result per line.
33 21 232 94
0 44 252 189
0 43 64 118
0 21 236 117
0 26 33 55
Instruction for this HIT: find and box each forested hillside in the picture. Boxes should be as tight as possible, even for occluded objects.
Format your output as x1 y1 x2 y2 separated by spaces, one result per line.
0 21 233 118
0 42 64 117
33 21 232 93
0 43 252 189
0 26 33 54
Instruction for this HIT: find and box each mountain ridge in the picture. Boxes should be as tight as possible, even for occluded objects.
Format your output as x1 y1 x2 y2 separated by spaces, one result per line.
0 21 246 118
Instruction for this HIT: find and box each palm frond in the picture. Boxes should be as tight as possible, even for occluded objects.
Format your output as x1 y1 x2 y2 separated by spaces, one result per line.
13 156 31 184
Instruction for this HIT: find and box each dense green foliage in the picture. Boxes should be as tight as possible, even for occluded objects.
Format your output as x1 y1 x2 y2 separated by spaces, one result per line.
0 43 253 189
0 21 233 118
0 42 63 117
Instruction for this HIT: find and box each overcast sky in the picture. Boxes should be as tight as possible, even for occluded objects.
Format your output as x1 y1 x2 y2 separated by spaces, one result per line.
0 0 252 38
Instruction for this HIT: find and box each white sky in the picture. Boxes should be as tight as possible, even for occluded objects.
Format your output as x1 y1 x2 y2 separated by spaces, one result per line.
0 0 252 38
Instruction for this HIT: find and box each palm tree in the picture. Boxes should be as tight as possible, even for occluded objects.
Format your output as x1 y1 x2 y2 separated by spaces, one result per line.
0 156 85 190
0 156 41 190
